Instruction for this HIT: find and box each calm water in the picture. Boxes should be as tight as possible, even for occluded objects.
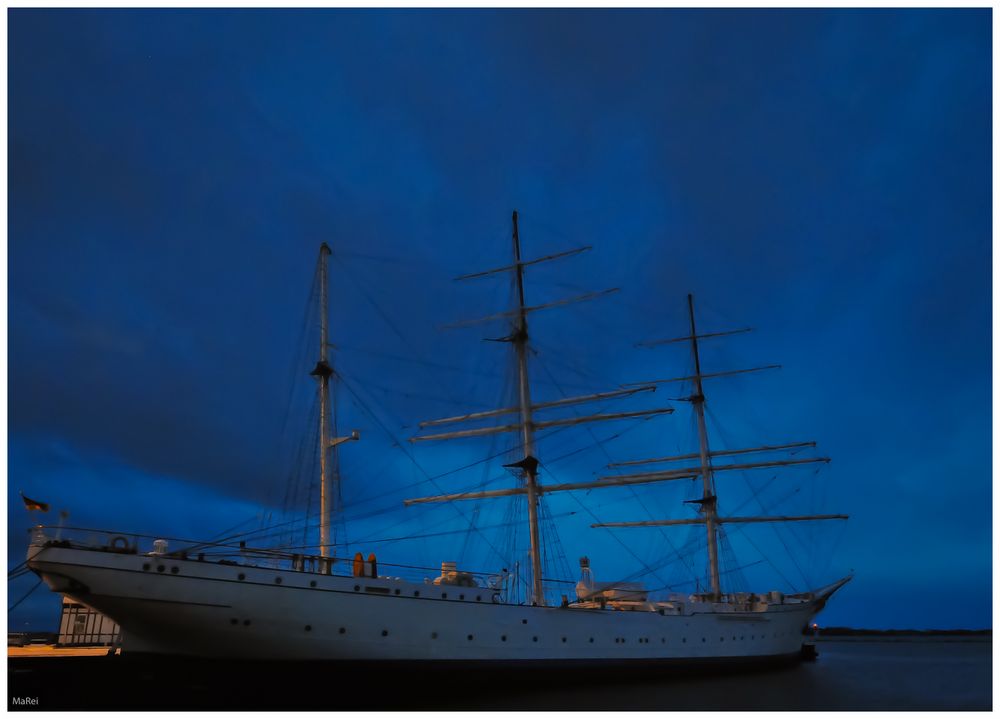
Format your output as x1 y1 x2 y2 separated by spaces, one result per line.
8 638 991 710
485 640 992 711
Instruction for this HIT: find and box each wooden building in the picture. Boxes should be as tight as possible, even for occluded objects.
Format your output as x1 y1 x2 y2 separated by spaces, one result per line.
57 596 119 647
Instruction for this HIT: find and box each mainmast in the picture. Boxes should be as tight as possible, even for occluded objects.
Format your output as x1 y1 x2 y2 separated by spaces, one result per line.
687 294 722 598
407 211 677 608
510 211 545 606
310 243 334 563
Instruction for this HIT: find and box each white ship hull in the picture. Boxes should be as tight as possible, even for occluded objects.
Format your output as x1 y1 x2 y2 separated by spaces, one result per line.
27 538 845 663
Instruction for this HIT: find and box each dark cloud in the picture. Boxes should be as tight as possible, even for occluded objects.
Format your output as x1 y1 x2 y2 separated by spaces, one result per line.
9 9 990 629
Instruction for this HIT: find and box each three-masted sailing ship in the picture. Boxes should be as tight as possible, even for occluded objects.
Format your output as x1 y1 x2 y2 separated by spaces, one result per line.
26 212 849 662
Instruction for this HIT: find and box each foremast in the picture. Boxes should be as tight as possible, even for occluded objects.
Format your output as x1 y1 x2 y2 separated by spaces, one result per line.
687 293 722 598
593 294 848 597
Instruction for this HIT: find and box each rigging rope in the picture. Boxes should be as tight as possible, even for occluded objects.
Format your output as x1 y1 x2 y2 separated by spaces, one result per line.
535 354 701 586
8 579 43 614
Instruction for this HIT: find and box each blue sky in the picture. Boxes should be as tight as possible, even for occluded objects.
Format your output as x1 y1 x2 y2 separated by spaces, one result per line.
9 8 990 631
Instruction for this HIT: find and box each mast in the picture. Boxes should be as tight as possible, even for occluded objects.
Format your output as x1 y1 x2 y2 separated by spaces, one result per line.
511 210 545 607
407 212 669 604
688 293 722 598
585 297 847 586
311 243 334 563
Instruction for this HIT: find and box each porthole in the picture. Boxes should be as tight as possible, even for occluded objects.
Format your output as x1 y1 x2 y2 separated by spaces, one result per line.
521 619 528 625
238 573 246 581
720 637 724 642
309 580 317 588
382 630 389 637
476 596 482 602
431 632 438 639
467 634 474 641
243 620 251 627
532 636 538 642
305 625 312 632
339 627 346 634
230 618 238 625
414 591 420 597
354 585 360 592
142 563 150 571
682 638 687 643
589 638 594 643
442 593 448 599
394 589 400 595
275 577 282 585
501 635 507 642
561 637 567 643
157 565 165 573
661 638 666 643
702 638 706 643
459 594 465 600
170 566 179 574
732 636 736 641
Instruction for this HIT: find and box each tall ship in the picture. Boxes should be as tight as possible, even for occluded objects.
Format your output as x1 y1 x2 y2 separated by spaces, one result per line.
26 212 849 663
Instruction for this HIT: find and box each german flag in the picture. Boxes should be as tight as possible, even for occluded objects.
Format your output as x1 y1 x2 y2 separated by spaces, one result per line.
20 492 50 512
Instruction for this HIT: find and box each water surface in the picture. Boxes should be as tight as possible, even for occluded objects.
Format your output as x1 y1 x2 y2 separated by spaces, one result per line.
8 638 990 710
486 639 991 711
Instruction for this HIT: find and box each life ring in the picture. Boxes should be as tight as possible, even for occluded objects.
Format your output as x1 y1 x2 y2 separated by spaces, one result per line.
109 535 130 551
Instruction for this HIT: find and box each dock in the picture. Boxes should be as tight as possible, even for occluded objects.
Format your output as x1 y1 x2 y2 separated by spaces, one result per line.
9 645 117 659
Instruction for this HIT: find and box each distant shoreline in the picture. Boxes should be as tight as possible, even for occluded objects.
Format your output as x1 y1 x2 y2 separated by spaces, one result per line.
814 628 991 642
816 627 990 636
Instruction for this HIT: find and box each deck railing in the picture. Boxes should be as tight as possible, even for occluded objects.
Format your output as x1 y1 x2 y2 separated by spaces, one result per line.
28 524 523 598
